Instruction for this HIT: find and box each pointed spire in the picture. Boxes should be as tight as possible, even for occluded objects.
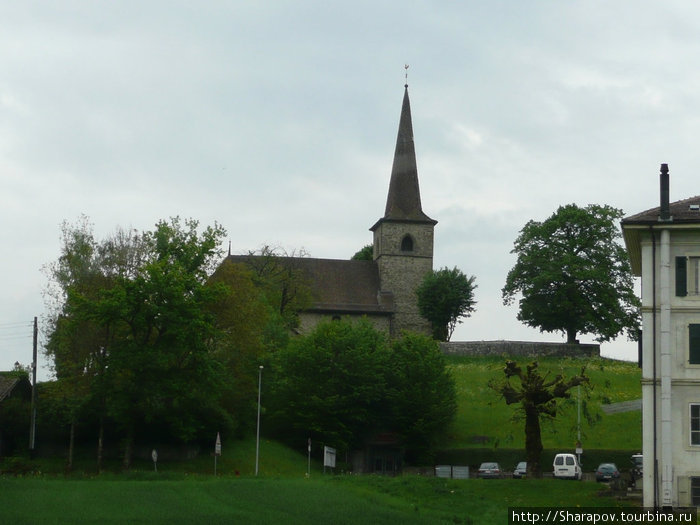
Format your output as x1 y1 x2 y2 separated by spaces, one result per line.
381 84 435 224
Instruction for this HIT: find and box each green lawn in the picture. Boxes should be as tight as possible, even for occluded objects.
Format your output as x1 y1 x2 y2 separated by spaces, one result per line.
0 475 635 525
445 355 641 451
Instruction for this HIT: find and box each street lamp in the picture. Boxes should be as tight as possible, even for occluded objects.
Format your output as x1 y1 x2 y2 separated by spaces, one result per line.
255 365 263 476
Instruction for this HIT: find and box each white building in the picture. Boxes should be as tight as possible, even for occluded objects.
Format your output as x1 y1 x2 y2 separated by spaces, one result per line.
622 164 700 507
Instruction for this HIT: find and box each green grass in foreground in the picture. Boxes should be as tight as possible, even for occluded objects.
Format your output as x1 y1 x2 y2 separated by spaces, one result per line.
0 475 634 525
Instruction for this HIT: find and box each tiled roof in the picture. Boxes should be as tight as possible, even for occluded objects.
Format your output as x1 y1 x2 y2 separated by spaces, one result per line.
622 195 700 224
226 255 391 314
0 374 31 403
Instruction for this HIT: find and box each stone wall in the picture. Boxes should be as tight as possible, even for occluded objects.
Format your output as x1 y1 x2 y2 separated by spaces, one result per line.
440 340 600 358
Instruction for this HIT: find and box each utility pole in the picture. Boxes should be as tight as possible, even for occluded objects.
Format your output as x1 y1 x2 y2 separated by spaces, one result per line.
29 316 38 457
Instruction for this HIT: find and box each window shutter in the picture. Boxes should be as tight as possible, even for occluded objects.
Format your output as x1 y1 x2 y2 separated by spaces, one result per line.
690 324 700 364
677 256 688 297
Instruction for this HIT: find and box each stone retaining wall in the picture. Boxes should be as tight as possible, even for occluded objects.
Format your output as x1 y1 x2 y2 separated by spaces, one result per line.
440 340 600 358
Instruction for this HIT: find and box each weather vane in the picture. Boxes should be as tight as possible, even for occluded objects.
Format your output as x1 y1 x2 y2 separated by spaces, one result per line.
404 64 409 86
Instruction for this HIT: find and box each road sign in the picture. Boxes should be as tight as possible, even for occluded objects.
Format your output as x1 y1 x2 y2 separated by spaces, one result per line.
215 432 222 456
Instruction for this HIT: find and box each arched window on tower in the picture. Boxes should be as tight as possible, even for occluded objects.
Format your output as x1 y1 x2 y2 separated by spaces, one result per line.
400 234 414 252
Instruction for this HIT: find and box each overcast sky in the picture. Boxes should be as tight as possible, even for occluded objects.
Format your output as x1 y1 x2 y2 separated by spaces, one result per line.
3 1 700 380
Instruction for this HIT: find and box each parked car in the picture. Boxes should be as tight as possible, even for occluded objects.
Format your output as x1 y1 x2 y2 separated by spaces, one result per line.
595 463 620 482
553 453 582 480
477 462 503 479
630 453 643 481
513 461 527 479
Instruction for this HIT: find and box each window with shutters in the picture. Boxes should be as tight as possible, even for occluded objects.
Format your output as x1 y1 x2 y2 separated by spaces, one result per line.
690 324 700 365
677 256 700 297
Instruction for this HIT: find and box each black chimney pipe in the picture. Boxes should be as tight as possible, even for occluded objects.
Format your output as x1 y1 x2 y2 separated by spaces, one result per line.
660 163 670 221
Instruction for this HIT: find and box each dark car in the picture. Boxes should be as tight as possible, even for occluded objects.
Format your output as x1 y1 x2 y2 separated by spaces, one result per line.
477 462 503 479
595 463 620 482
513 461 527 479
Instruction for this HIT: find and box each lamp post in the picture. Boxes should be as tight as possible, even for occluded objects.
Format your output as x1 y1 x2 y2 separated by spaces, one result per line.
255 365 263 476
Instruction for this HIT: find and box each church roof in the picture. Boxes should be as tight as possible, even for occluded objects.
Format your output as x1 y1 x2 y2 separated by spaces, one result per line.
371 85 436 231
226 255 392 315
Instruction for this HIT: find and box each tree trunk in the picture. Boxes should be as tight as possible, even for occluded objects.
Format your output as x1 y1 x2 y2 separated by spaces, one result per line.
122 424 134 470
524 405 543 478
566 328 578 344
97 417 104 474
67 420 75 473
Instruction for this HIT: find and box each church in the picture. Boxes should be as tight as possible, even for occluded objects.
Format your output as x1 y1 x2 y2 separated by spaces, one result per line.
225 84 436 337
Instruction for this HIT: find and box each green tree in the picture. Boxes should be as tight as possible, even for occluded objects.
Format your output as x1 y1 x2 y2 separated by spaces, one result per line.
416 267 477 341
351 245 373 261
267 320 388 452
268 321 458 462
44 217 231 469
207 259 271 436
502 204 640 344
385 333 457 463
489 360 589 478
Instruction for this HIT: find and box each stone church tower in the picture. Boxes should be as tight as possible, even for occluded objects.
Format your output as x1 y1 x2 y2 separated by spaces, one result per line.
370 84 437 336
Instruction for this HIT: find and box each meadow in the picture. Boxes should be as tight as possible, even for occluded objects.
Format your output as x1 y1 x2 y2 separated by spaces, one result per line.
0 354 643 524
445 355 642 451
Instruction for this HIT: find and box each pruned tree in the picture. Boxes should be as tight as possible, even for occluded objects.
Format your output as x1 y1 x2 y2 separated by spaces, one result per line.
489 360 589 477
502 204 640 344
416 267 477 341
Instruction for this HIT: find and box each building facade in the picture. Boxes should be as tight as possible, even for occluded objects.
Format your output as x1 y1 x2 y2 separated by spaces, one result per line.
622 164 700 507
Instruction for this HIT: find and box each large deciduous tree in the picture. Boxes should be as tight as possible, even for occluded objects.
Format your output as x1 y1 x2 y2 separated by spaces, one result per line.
44 216 233 469
267 320 457 461
502 204 640 344
489 360 589 477
416 267 477 341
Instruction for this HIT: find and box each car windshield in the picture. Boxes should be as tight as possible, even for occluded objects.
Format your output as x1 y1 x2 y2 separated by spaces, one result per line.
480 463 498 469
516 462 526 469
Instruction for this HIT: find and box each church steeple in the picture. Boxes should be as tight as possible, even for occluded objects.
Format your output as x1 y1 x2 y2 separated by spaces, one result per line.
369 81 436 337
381 85 436 224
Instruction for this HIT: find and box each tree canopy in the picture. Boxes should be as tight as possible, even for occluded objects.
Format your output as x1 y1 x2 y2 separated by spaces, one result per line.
351 244 373 261
416 267 477 341
502 204 640 344
266 320 456 461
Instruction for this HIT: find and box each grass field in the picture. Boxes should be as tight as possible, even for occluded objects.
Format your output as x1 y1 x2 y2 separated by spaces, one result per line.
0 354 644 524
445 355 642 451
0 475 636 525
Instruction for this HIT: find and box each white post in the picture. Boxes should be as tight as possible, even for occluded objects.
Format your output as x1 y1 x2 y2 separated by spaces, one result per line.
255 365 263 476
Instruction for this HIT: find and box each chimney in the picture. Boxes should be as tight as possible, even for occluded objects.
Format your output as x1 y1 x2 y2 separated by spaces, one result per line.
659 163 670 221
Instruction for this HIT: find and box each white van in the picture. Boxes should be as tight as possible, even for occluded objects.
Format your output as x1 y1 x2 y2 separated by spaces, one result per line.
553 453 582 480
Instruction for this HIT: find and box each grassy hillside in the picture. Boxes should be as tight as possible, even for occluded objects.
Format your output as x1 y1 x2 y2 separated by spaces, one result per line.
444 355 641 451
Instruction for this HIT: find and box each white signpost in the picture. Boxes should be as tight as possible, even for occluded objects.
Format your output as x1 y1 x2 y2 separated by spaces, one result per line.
151 449 158 473
214 432 222 475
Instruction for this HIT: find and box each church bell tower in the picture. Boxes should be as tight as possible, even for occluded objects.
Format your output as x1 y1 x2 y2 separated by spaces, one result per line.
370 84 436 336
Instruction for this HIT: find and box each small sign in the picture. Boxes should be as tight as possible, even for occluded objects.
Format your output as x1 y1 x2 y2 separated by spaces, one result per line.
308 438 311 453
323 446 336 468
576 447 583 455
151 449 158 463
215 432 222 456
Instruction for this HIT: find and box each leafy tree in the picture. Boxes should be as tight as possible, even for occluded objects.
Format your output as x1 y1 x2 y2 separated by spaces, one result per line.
489 360 589 477
267 320 388 452
207 260 271 435
416 267 477 341
351 244 373 261
502 204 640 344
267 320 457 462
44 217 231 469
385 333 457 463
